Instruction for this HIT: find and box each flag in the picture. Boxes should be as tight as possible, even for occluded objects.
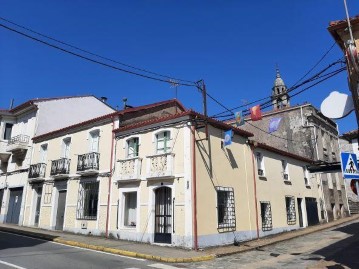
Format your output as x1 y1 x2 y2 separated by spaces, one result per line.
224 130 232 147
269 117 282 133
250 105 262 121
235 111 245 126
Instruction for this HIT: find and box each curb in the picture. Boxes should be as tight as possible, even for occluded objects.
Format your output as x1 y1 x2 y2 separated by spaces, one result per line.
0 227 214 263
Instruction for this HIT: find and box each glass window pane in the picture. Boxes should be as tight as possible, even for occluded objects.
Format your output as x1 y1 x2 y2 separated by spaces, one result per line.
124 192 137 227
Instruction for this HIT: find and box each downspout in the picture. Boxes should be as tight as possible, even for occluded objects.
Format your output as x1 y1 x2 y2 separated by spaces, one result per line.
191 124 198 250
250 143 259 239
105 115 116 237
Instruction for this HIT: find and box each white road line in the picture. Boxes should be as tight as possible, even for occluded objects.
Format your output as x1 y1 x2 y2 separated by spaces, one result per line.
148 264 180 269
0 231 145 261
0 259 27 269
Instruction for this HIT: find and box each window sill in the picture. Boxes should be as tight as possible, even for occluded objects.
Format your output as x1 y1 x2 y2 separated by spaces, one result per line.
120 226 137 230
284 180 292 185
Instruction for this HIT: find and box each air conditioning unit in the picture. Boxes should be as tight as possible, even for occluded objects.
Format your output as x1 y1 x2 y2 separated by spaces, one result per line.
81 221 88 229
283 173 289 180
258 169 264 176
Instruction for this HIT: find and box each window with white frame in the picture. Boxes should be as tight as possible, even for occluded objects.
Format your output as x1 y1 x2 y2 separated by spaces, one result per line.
216 187 236 230
40 144 48 163
89 130 100 153
281 160 289 180
260 201 272 231
76 181 99 220
285 196 296 225
256 152 265 176
123 192 137 227
127 137 139 158
303 166 309 186
156 131 170 154
61 138 71 159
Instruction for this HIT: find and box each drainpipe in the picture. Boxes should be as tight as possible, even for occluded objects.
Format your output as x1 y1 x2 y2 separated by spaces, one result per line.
249 143 259 239
105 115 116 237
191 124 198 250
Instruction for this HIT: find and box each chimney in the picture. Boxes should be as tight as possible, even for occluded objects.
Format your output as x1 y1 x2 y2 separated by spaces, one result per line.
100 97 108 103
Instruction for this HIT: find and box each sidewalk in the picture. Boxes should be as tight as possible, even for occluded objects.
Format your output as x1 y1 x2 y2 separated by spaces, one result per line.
1 215 358 263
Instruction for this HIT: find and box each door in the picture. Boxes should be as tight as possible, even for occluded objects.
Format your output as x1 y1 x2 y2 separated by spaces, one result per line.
55 190 67 230
34 187 42 226
154 187 172 244
6 188 23 224
305 197 319 226
297 198 303 228
0 189 4 214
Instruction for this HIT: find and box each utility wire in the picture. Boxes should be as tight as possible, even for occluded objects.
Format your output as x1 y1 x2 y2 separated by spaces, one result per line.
0 22 196 87
0 17 195 84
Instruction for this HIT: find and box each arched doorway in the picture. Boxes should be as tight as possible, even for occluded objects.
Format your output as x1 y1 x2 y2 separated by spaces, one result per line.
154 187 172 244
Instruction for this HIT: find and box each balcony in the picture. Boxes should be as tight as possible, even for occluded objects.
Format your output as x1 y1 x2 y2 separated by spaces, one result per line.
116 157 142 182
6 135 30 157
146 153 175 179
28 163 46 182
0 140 10 162
50 158 71 179
76 152 100 176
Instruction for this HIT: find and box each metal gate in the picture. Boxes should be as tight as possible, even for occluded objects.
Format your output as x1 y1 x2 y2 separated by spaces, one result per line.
154 187 172 244
55 190 67 230
305 197 319 226
6 188 23 224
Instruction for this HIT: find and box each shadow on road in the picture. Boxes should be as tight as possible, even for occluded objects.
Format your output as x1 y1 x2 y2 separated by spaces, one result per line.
313 222 359 268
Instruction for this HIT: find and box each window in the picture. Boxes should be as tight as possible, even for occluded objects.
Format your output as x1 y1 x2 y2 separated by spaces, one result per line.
285 196 296 225
282 160 289 180
127 137 139 158
260 201 272 231
328 173 334 189
89 130 100 153
216 187 236 230
256 152 265 176
303 166 309 186
43 184 53 204
76 181 99 220
3 123 13 140
332 152 337 162
123 192 137 227
40 144 48 163
61 138 71 159
156 131 170 154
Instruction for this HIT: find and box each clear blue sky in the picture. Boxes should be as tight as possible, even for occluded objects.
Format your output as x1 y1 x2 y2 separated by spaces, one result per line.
1 1 358 134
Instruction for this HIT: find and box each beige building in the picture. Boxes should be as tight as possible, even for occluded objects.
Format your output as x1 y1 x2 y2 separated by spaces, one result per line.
23 100 321 249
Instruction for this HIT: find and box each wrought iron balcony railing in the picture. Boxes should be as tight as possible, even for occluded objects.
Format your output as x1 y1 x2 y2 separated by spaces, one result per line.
29 163 46 179
116 157 142 181
50 158 71 176
77 152 100 173
146 153 175 179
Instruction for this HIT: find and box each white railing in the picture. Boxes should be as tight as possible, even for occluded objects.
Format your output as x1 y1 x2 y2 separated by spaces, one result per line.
146 153 175 179
116 157 142 181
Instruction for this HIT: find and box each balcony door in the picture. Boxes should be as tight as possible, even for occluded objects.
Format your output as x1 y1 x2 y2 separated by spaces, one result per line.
61 138 71 159
89 130 99 153
154 187 172 244
40 144 48 163
34 186 42 226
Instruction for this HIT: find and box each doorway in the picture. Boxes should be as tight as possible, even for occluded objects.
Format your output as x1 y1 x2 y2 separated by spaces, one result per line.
305 197 319 226
154 187 172 244
34 187 42 226
297 198 303 228
6 188 23 224
55 190 67 230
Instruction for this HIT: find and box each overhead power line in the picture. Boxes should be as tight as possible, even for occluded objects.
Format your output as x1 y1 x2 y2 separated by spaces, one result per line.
0 21 196 87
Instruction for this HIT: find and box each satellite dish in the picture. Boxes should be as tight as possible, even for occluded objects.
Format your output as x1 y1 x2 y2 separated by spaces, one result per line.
320 91 354 119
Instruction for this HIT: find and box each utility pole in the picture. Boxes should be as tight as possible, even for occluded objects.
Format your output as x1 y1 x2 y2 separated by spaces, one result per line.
196 79 209 140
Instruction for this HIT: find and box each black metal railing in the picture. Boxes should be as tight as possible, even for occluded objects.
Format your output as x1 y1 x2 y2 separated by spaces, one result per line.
29 163 46 178
77 152 100 172
50 158 71 176
7 134 30 145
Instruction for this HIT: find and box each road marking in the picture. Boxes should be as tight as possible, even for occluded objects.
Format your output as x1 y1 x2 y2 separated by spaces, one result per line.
0 259 27 269
0 231 145 262
148 264 180 269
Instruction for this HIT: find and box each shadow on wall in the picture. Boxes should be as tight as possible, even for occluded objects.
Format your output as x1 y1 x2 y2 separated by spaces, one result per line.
313 222 359 268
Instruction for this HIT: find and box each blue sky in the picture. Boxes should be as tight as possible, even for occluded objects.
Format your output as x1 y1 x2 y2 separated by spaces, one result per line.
1 1 358 134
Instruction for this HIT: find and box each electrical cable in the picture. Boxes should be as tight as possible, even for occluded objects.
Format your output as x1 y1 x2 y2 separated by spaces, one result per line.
0 16 195 84
0 22 196 87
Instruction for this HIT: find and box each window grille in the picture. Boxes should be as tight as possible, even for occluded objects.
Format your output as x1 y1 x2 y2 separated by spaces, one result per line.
43 184 53 204
76 181 99 220
285 196 296 225
216 187 236 231
260 201 272 231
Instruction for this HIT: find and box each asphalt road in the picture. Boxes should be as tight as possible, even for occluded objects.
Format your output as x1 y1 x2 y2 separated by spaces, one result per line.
0 231 177 269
